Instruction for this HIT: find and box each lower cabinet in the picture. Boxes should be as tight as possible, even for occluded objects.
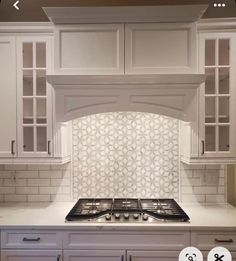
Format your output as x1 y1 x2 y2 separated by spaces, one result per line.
1 250 62 261
127 251 180 260
63 250 125 261
1 229 236 261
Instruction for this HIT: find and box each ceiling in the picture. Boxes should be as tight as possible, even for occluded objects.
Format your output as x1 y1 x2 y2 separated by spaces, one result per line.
0 0 235 22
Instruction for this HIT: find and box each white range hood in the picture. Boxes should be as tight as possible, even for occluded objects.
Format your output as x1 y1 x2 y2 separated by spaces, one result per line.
47 74 205 122
45 5 207 122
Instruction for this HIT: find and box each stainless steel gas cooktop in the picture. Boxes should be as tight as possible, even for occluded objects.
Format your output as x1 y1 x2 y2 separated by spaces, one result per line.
65 198 190 223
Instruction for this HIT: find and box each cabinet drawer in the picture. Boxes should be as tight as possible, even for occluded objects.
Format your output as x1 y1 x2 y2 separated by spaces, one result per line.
191 231 236 251
63 230 189 250
1 230 63 249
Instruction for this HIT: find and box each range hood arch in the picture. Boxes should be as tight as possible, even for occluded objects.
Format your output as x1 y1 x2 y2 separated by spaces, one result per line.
47 74 205 122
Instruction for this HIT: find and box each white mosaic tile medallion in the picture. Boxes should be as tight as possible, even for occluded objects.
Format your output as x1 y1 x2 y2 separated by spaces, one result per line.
73 112 179 199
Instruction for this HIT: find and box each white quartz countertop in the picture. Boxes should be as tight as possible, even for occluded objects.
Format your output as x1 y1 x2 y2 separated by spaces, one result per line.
0 202 235 230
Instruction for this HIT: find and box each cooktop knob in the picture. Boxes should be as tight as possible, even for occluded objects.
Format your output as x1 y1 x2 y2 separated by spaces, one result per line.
133 213 139 219
105 214 111 220
124 213 129 219
114 213 120 219
142 214 149 221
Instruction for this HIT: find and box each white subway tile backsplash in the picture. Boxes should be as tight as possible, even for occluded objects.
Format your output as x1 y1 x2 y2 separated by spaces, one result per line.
181 178 201 186
206 194 225 203
193 186 217 194
39 171 63 179
27 165 51 171
0 171 14 179
16 186 39 195
28 195 51 202
4 178 27 187
181 186 194 194
16 171 38 178
0 187 15 194
27 179 50 186
181 194 206 203
50 178 70 187
50 194 71 202
5 195 27 202
0 163 71 202
180 162 226 203
39 186 62 195
5 165 27 171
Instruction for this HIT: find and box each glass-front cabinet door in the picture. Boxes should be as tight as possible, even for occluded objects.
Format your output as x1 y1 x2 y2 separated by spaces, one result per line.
199 33 236 158
17 37 52 157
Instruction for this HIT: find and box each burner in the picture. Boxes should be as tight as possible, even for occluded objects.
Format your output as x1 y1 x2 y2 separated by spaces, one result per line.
65 198 190 222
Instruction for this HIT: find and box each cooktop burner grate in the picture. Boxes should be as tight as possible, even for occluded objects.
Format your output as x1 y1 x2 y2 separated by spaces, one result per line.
65 198 190 222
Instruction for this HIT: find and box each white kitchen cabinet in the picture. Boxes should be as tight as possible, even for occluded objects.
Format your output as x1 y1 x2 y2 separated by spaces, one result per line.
0 36 17 157
1 250 62 261
0 24 71 164
17 36 53 158
54 24 124 75
127 251 180 261
199 33 236 159
191 231 236 251
1 230 63 249
63 230 189 250
125 23 197 74
180 30 236 164
63 250 125 261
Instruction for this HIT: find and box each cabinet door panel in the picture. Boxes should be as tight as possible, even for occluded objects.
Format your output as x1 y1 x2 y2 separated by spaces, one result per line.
127 251 180 261
17 36 52 157
199 33 236 158
64 250 125 261
0 36 16 157
1 250 62 261
55 24 124 75
125 23 196 74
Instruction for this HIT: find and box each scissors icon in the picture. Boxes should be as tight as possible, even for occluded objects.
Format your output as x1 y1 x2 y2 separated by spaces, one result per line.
214 253 225 261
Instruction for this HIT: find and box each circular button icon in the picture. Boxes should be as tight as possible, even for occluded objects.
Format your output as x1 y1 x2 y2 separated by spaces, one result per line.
179 246 203 261
208 247 232 261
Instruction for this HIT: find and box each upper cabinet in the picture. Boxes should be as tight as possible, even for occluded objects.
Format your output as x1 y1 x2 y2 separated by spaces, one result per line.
0 25 71 164
199 33 236 159
54 24 124 75
125 23 197 74
0 36 17 157
181 28 236 164
44 5 207 75
53 23 197 75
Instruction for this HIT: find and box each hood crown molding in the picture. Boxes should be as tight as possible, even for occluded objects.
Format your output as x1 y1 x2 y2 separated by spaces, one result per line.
47 74 205 122
43 5 208 24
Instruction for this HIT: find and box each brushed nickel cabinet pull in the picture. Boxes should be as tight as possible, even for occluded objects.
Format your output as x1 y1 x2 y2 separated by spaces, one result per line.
57 254 61 261
23 237 40 242
48 140 51 155
11 140 15 155
201 140 205 155
215 238 234 243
